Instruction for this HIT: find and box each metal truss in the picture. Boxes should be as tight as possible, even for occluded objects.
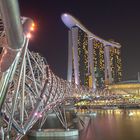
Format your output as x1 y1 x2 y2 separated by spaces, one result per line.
0 6 126 140
0 42 124 139
0 23 102 139
0 42 96 139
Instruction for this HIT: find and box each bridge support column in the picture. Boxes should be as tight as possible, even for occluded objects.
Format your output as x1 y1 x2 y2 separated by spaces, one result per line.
0 0 24 49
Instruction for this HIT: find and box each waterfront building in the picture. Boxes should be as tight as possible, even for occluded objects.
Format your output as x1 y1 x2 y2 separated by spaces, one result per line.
61 13 122 90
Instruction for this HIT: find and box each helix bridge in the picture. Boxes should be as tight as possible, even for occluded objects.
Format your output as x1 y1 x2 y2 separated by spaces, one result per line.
0 0 134 140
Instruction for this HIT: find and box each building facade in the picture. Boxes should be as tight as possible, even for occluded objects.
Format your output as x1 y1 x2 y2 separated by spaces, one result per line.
61 13 122 90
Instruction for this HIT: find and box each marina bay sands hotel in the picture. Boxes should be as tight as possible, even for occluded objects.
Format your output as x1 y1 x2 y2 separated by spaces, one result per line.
61 13 122 90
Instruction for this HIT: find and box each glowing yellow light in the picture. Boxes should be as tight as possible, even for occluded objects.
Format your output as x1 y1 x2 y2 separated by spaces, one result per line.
26 33 31 39
30 27 34 31
32 23 35 27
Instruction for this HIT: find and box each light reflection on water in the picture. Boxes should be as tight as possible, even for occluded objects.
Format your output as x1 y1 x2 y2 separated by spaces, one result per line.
27 136 78 140
26 109 140 140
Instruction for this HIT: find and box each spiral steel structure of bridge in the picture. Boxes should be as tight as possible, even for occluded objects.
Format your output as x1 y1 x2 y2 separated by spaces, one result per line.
0 0 132 140
0 1 110 139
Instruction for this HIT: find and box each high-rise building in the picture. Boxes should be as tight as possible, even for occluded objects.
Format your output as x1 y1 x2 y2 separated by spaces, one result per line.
61 13 122 90
77 28 89 86
110 47 122 83
93 39 105 88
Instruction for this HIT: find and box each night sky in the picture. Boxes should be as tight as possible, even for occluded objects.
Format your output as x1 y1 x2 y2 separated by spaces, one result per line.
19 0 140 81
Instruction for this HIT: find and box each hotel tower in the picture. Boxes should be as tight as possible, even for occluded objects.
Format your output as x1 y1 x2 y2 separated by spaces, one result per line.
61 13 122 90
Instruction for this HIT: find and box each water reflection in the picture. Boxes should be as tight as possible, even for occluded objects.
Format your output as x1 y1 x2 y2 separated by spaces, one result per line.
27 109 140 140
79 109 140 140
28 136 79 140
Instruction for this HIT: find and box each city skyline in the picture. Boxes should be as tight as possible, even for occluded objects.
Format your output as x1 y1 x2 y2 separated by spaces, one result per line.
19 0 140 81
